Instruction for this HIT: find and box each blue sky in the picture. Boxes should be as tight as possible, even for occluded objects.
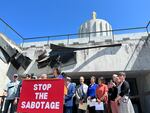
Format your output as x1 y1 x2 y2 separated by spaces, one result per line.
0 0 150 42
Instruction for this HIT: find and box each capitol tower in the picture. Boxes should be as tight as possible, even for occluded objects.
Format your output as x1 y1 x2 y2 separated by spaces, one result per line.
79 11 112 38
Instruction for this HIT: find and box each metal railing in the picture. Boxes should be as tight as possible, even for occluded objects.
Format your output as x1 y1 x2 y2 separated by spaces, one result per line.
0 18 150 48
0 18 24 45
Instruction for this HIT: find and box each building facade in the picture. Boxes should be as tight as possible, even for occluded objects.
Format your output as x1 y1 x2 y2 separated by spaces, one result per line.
0 13 150 113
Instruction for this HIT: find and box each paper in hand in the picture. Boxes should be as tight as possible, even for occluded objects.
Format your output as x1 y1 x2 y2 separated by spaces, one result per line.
95 102 104 110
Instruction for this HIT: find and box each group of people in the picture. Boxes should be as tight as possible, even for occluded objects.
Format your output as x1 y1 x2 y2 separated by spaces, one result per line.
0 68 135 113
0 68 63 113
70 72 135 113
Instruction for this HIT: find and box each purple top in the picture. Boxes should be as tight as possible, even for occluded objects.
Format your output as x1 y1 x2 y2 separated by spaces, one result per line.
56 74 64 79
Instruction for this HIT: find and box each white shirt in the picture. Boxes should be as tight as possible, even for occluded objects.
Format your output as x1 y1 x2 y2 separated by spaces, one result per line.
117 82 123 95
5 80 20 100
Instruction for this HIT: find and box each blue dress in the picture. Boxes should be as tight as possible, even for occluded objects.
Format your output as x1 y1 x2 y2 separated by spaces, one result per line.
87 83 98 99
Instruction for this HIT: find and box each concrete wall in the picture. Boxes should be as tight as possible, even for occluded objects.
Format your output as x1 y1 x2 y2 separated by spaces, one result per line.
63 37 150 72
1 31 150 113
0 60 18 94
0 59 10 92
0 33 20 93
22 60 52 76
21 32 150 75
136 72 150 113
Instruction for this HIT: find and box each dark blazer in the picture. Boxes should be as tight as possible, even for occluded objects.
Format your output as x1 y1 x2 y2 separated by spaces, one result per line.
76 84 88 103
15 81 22 98
119 81 130 97
65 83 76 107
108 86 118 101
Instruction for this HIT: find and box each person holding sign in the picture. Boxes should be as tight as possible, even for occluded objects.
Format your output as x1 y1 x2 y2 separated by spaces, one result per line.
95 77 108 113
17 79 64 113
75 76 88 113
52 68 64 79
39 74 48 79
3 74 20 113
14 74 32 106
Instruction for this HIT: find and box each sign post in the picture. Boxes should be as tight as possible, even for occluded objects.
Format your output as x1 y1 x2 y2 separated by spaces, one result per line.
17 79 64 113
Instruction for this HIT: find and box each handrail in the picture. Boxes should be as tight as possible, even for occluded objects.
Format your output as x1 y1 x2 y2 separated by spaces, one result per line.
146 21 150 28
23 26 147 40
0 18 24 39
0 17 150 47
146 21 150 35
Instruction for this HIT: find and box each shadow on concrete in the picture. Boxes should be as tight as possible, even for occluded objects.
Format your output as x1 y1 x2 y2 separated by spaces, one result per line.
73 46 121 72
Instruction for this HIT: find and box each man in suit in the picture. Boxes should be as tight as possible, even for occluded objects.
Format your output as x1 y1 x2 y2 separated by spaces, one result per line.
76 76 88 113
65 76 76 113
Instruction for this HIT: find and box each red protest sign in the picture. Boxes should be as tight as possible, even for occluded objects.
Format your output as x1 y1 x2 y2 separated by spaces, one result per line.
17 79 64 113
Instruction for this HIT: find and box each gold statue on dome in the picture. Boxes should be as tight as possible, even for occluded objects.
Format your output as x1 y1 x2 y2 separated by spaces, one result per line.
92 11 97 20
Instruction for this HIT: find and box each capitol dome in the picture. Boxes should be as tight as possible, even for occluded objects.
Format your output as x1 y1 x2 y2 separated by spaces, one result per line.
79 11 113 38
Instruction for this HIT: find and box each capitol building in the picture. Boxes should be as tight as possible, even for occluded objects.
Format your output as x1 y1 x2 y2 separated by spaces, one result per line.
0 12 150 113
